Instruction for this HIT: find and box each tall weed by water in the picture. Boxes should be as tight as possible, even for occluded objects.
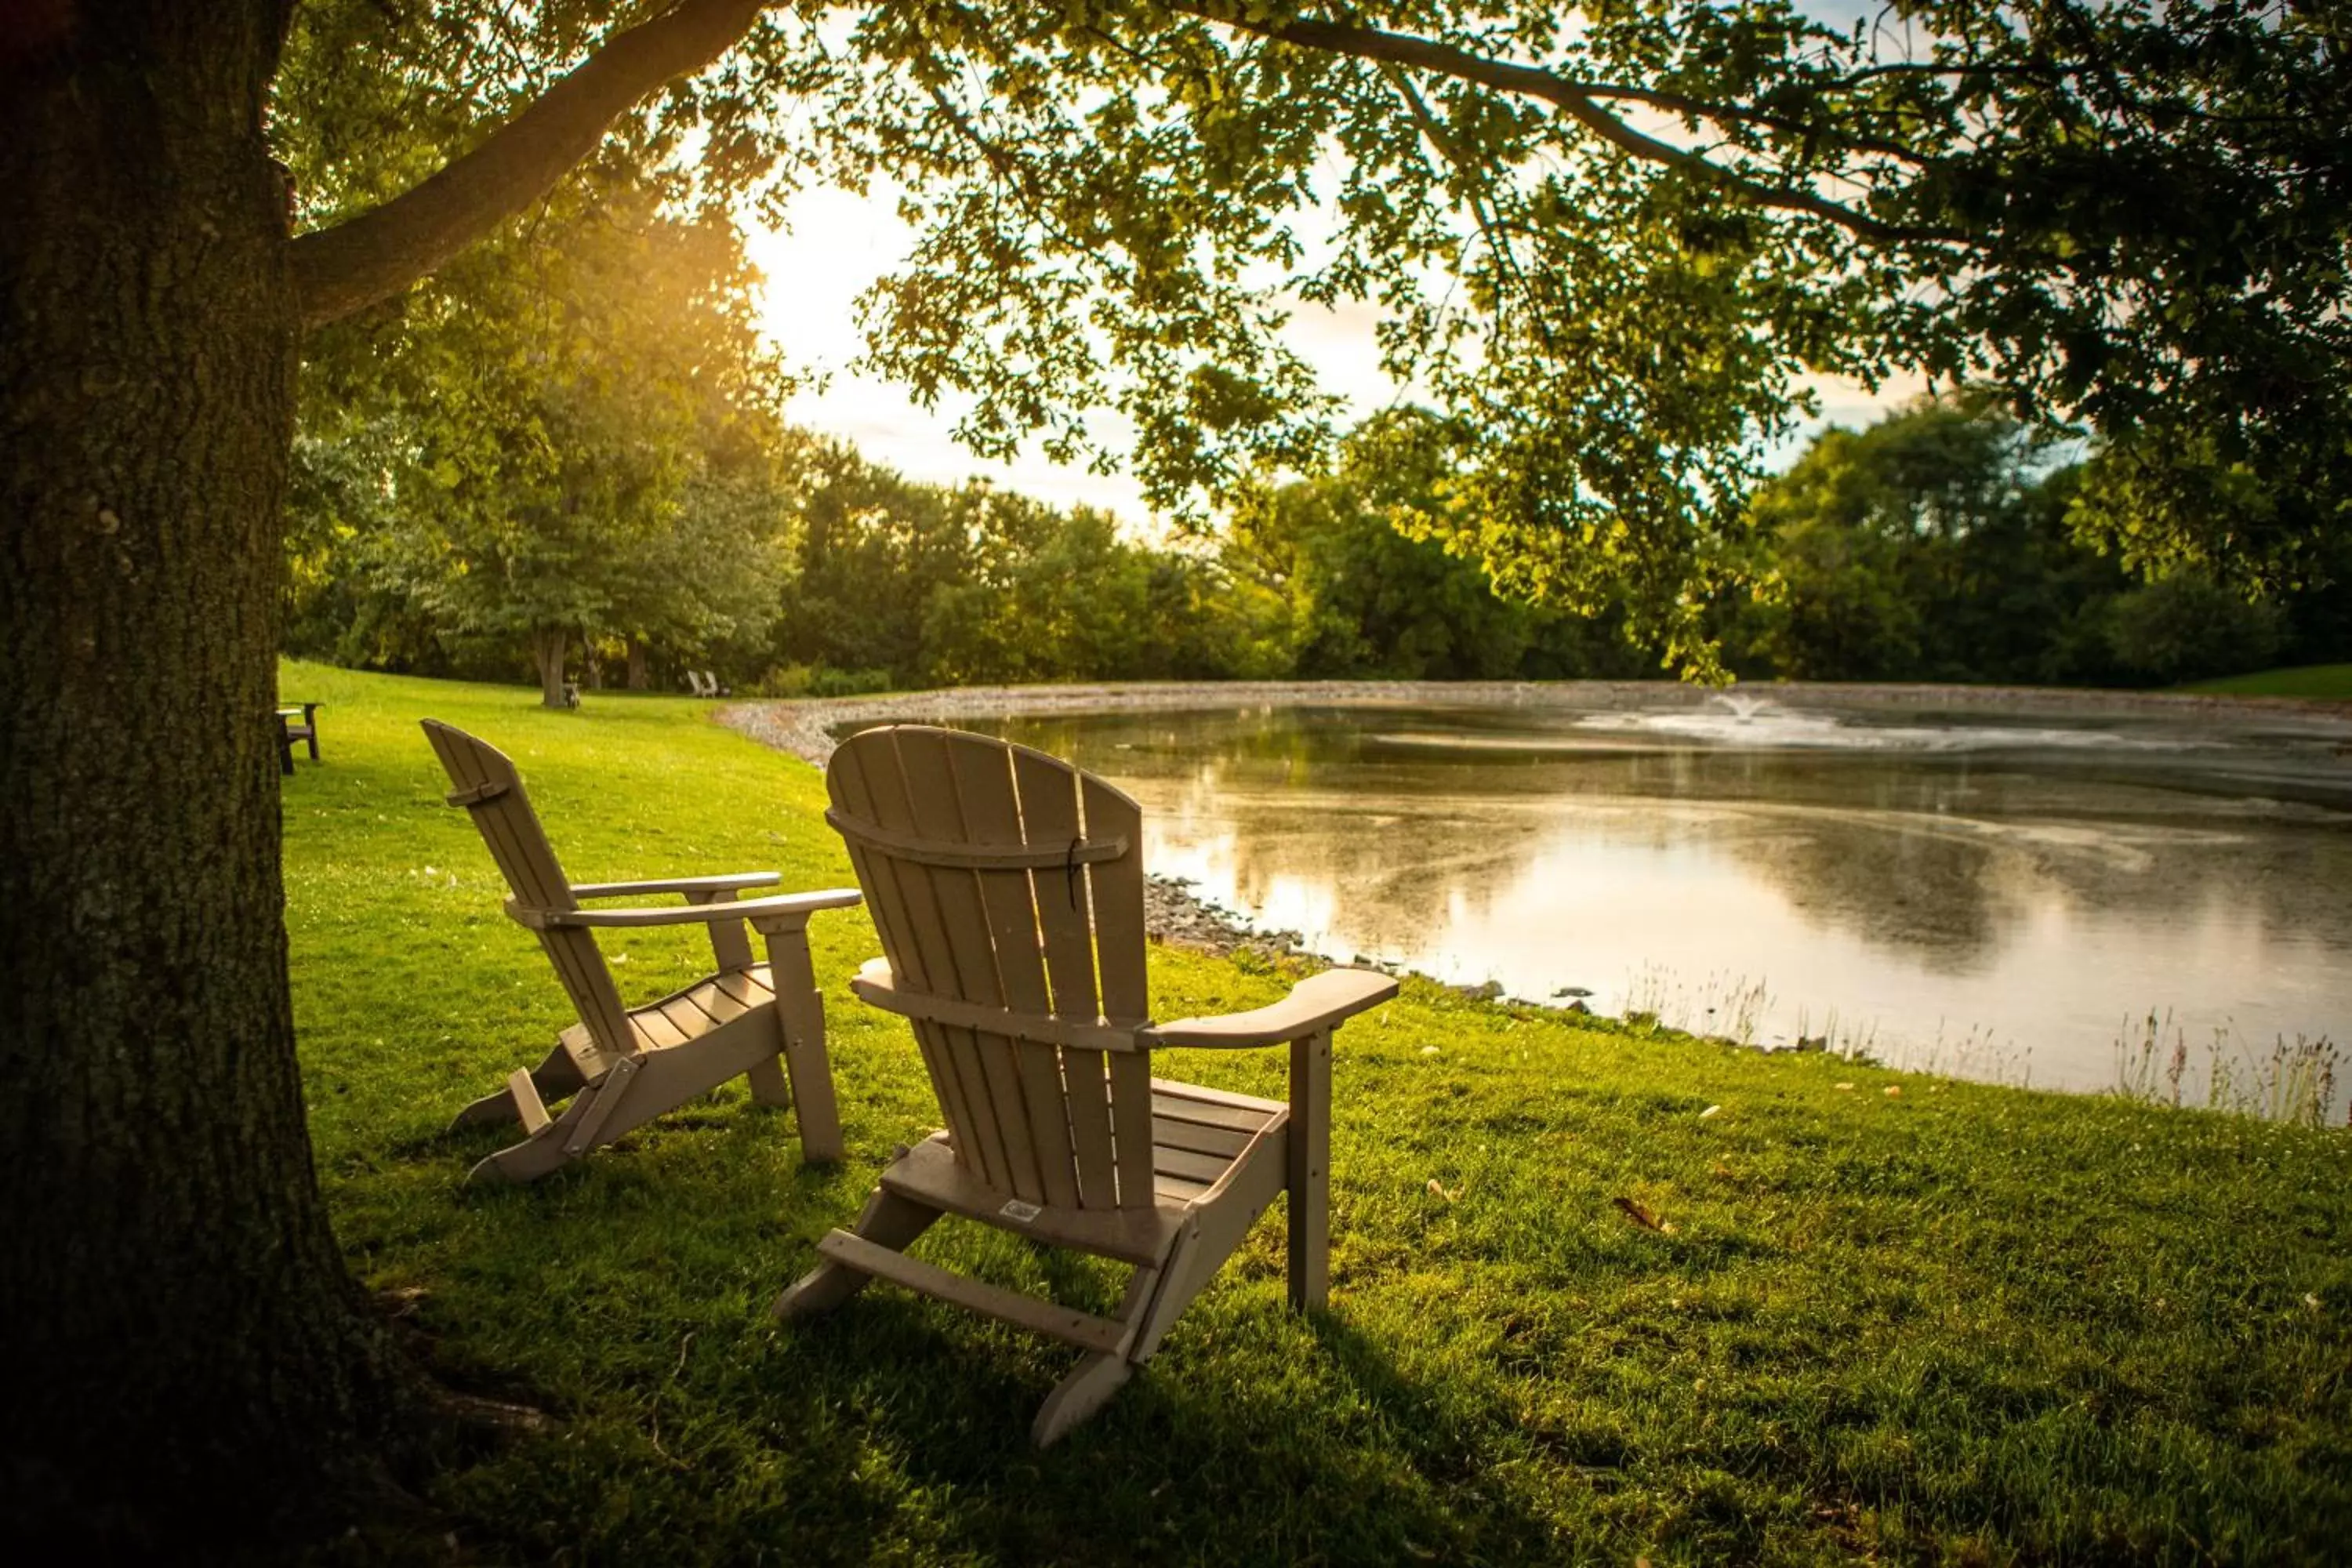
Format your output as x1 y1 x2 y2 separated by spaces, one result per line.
2114 1009 2343 1126
1624 962 1771 1046
1621 966 2041 1085
1786 1003 1883 1063
1888 1019 2034 1087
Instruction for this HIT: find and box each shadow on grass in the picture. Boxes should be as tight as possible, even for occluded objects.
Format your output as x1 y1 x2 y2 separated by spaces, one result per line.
753 1303 1559 1566
401 1111 1558 1566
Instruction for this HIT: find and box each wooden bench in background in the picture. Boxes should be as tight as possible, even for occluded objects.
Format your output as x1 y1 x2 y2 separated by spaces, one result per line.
275 702 321 775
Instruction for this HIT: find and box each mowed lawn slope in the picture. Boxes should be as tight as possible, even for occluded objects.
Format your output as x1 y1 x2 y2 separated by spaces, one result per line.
2182 663 2352 700
281 662 2351 1565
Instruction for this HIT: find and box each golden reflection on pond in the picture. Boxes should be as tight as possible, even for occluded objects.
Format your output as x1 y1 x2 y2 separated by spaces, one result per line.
945 699 2352 1097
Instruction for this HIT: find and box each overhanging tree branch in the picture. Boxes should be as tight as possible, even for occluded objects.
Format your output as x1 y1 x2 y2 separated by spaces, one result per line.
1380 63 1555 353
1176 5 1958 243
289 0 768 328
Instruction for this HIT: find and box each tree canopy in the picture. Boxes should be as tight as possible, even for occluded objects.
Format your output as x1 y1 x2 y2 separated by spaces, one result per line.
276 0 2352 668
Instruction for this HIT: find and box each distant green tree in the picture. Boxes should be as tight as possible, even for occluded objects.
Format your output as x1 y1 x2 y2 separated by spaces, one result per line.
1231 472 1543 679
1227 412 1650 680
1735 503 1924 681
2100 575 2285 687
922 502 1157 684
595 376 804 690
771 445 974 684
1732 397 2132 683
292 186 793 702
774 449 1286 688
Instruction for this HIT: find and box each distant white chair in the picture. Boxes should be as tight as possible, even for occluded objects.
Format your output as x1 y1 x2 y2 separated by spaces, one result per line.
685 670 731 699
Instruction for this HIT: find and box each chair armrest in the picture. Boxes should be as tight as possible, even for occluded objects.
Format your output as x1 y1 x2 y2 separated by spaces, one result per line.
509 888 862 931
1144 968 1399 1050
568 872 782 901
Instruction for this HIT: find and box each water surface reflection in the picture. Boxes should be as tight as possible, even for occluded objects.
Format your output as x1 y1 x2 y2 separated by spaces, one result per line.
942 698 2352 1097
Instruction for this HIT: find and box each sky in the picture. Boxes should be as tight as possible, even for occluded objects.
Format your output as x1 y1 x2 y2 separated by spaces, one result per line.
746 172 1918 530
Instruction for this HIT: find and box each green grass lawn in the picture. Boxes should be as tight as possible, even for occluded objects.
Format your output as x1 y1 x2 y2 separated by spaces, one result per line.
282 659 2351 1565
2181 663 2352 699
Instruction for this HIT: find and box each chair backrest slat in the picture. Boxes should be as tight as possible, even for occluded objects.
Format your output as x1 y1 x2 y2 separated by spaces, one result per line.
1082 774 1149 1021
940 733 1084 1210
833 731 1013 1189
829 726 1156 1211
829 739 977 1165
1077 773 1156 1207
1008 748 1122 1206
1011 748 1101 1021
895 728 1051 1204
422 721 634 1058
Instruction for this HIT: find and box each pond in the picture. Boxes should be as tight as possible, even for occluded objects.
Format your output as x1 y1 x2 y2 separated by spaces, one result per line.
941 691 2352 1105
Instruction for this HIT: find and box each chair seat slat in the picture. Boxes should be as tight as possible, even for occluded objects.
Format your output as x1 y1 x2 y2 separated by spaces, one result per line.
1152 1144 1231 1186
1149 1079 1286 1122
1150 1114 1256 1160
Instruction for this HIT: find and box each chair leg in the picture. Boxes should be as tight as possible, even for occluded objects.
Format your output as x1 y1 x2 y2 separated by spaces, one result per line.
1287 1029 1333 1312
463 1124 575 1185
461 1067 616 1186
757 919 843 1163
745 1054 791 1107
1026 1258 1165 1447
748 1048 795 1109
1033 1355 1133 1448
448 1041 583 1130
1125 1222 1203 1366
773 1189 938 1321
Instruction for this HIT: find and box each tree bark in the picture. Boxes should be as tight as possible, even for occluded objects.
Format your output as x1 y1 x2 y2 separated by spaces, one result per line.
532 626 572 707
0 3 403 1545
626 637 650 690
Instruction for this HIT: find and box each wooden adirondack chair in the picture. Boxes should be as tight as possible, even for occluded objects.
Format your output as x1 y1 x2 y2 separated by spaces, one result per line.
423 720 863 1185
774 724 1399 1446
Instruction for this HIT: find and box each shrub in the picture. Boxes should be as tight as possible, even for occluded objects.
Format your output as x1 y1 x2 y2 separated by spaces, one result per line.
2103 575 2282 684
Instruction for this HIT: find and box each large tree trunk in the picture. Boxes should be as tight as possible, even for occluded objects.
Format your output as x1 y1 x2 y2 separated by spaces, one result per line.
626 636 651 689
0 3 400 1545
531 626 572 706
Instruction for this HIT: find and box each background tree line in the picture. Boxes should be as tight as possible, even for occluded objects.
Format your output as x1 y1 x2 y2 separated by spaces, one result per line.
1720 396 2352 688
291 354 2347 695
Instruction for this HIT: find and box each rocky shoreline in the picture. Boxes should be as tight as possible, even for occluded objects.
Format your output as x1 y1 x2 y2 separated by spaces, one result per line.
1142 873 1304 961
